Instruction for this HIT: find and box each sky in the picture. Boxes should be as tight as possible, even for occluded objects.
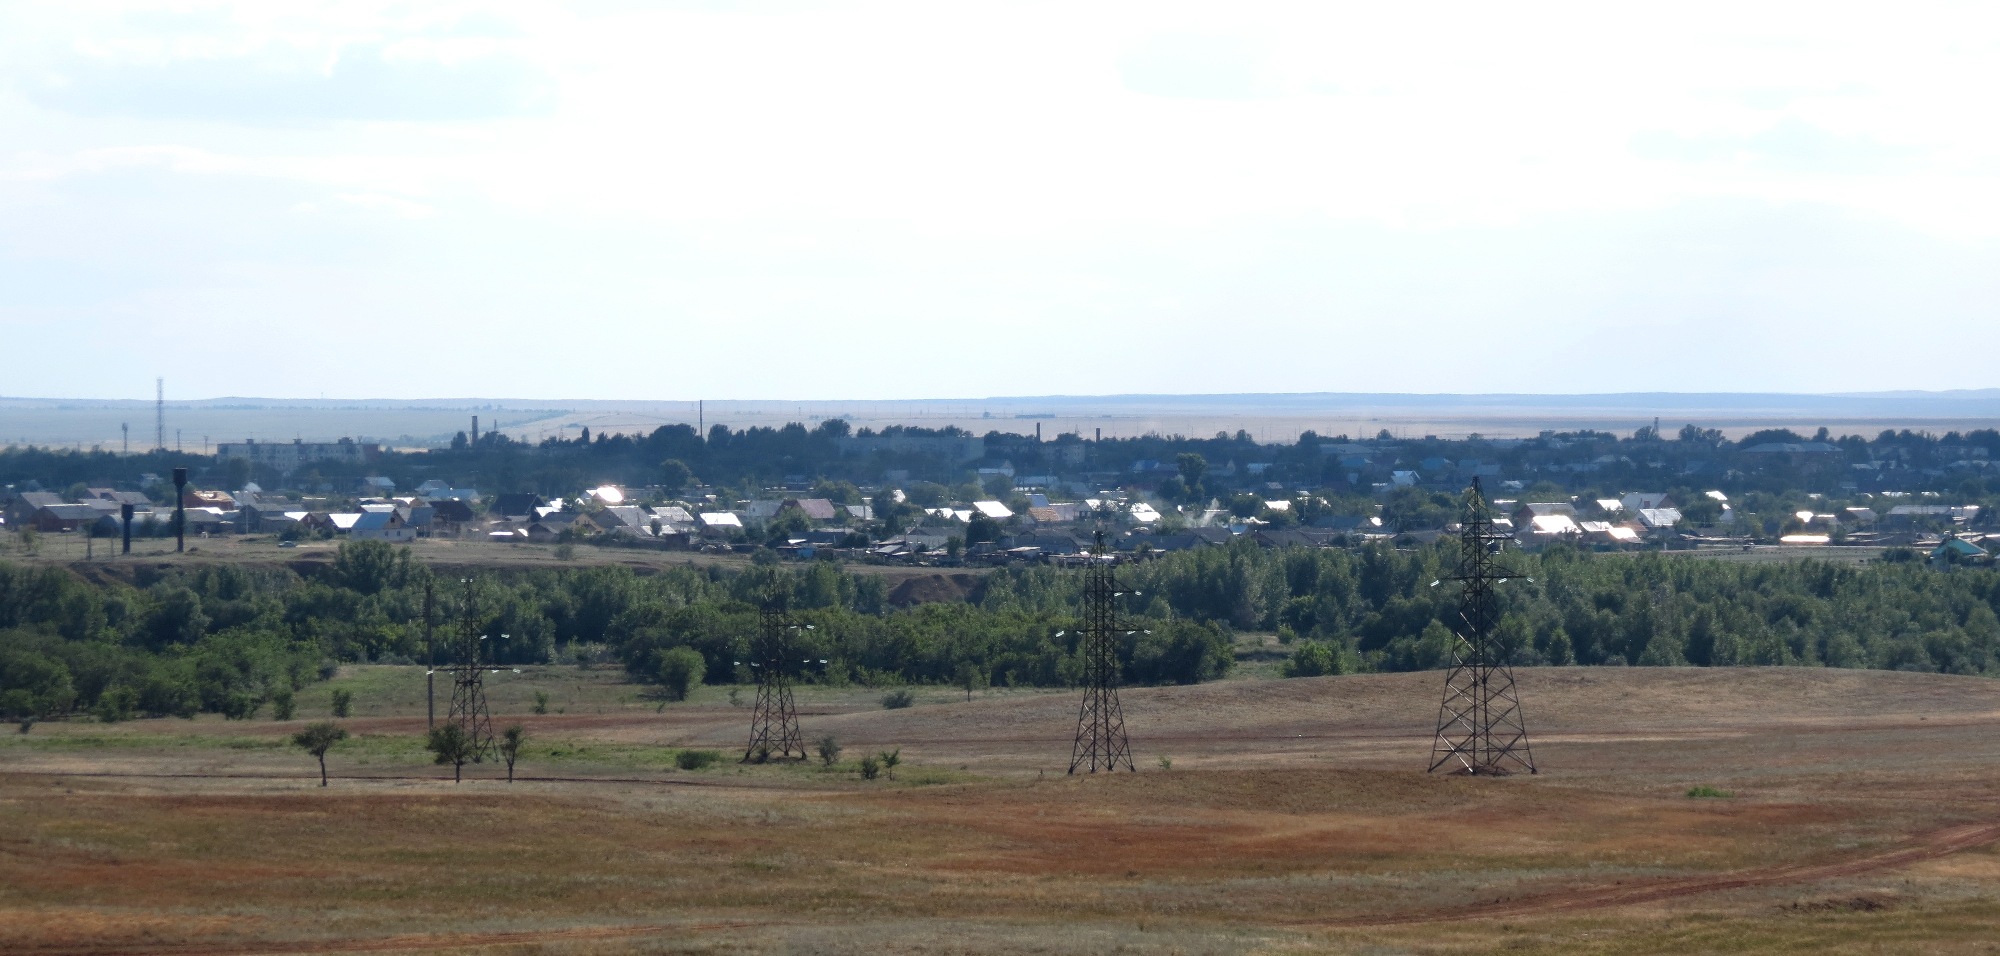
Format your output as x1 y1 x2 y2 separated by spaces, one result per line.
2 2 1997 402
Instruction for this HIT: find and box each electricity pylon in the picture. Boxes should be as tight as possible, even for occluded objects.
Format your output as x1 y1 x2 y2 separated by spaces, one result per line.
1428 478 1538 775
1069 533 1136 774
743 605 811 761
446 578 498 760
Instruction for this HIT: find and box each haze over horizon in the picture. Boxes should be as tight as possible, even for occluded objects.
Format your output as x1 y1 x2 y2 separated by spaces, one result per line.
4 3 1997 402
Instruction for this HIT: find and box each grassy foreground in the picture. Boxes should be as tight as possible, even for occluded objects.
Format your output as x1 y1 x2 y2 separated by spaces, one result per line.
5 665 2000 954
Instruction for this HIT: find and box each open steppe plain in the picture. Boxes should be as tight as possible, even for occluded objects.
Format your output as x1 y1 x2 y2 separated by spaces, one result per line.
6 665 2000 955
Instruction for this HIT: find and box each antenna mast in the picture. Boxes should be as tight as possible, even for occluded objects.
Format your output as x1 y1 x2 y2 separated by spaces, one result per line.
1069 532 1135 773
155 378 166 452
1429 478 1538 775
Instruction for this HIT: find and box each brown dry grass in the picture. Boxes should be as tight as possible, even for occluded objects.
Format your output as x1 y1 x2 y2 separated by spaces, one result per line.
6 667 2000 954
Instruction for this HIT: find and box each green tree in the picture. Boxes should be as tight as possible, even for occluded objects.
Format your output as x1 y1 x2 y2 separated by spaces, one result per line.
499 724 526 783
270 687 296 721
427 723 475 782
657 646 706 702
1176 453 1208 501
291 721 349 787
816 734 842 767
955 662 987 701
659 459 694 496
330 689 353 718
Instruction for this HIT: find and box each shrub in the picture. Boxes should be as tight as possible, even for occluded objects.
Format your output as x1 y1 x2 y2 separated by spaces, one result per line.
658 646 706 702
1157 756 1173 770
1686 785 1733 799
880 688 915 710
533 690 550 715
270 688 296 721
553 543 577 561
879 748 900 778
859 753 881 780
330 689 353 718
816 734 842 768
18 716 35 734
675 749 723 771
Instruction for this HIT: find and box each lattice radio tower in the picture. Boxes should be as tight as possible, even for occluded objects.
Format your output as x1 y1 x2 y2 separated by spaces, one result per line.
1428 478 1538 775
743 603 811 761
446 578 497 760
1069 532 1135 774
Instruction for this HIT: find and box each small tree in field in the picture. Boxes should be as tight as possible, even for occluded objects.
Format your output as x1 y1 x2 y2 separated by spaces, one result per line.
330 689 353 718
955 663 986 702
427 724 475 782
291 721 348 787
658 646 706 702
499 724 526 783
816 734 842 768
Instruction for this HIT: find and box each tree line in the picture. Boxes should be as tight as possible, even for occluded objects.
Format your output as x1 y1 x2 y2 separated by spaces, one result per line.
5 538 1999 722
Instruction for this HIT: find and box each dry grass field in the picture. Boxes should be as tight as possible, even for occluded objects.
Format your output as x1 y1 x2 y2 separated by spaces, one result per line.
6 665 2000 955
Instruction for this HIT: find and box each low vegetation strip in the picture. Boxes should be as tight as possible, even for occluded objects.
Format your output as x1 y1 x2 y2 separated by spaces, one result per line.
1316 821 2000 927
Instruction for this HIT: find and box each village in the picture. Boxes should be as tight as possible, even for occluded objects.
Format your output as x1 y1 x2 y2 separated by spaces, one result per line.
6 426 1994 568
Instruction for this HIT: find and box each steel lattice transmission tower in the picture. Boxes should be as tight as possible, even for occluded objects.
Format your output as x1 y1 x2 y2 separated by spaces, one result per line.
446 578 497 760
743 605 810 762
1429 478 1538 775
1069 534 1136 774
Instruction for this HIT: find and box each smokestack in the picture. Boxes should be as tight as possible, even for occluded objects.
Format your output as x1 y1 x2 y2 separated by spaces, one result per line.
121 503 133 554
1035 422 1041 442
471 415 479 444
172 467 188 553
1095 427 1101 442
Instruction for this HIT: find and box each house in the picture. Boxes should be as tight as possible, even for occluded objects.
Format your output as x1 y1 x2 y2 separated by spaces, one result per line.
179 489 237 512
7 491 64 527
1635 508 1683 531
427 498 477 531
699 512 744 535
1620 492 1673 513
31 503 102 533
488 493 543 520
1930 536 1992 567
1517 513 1581 543
1513 501 1577 526
971 500 1015 520
350 510 415 542
782 498 842 522
650 505 698 534
597 506 655 537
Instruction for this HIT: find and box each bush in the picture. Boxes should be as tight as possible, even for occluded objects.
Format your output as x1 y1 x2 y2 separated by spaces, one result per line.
816 734 842 768
1283 641 1343 678
880 688 915 709
533 690 550 715
675 749 723 771
658 646 706 702
270 688 296 721
94 686 138 723
1686 785 1733 799
553 543 577 561
859 753 881 780
878 747 900 778
330 689 353 718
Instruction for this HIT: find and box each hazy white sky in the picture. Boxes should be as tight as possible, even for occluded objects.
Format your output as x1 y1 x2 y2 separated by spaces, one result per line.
3 2 1997 401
